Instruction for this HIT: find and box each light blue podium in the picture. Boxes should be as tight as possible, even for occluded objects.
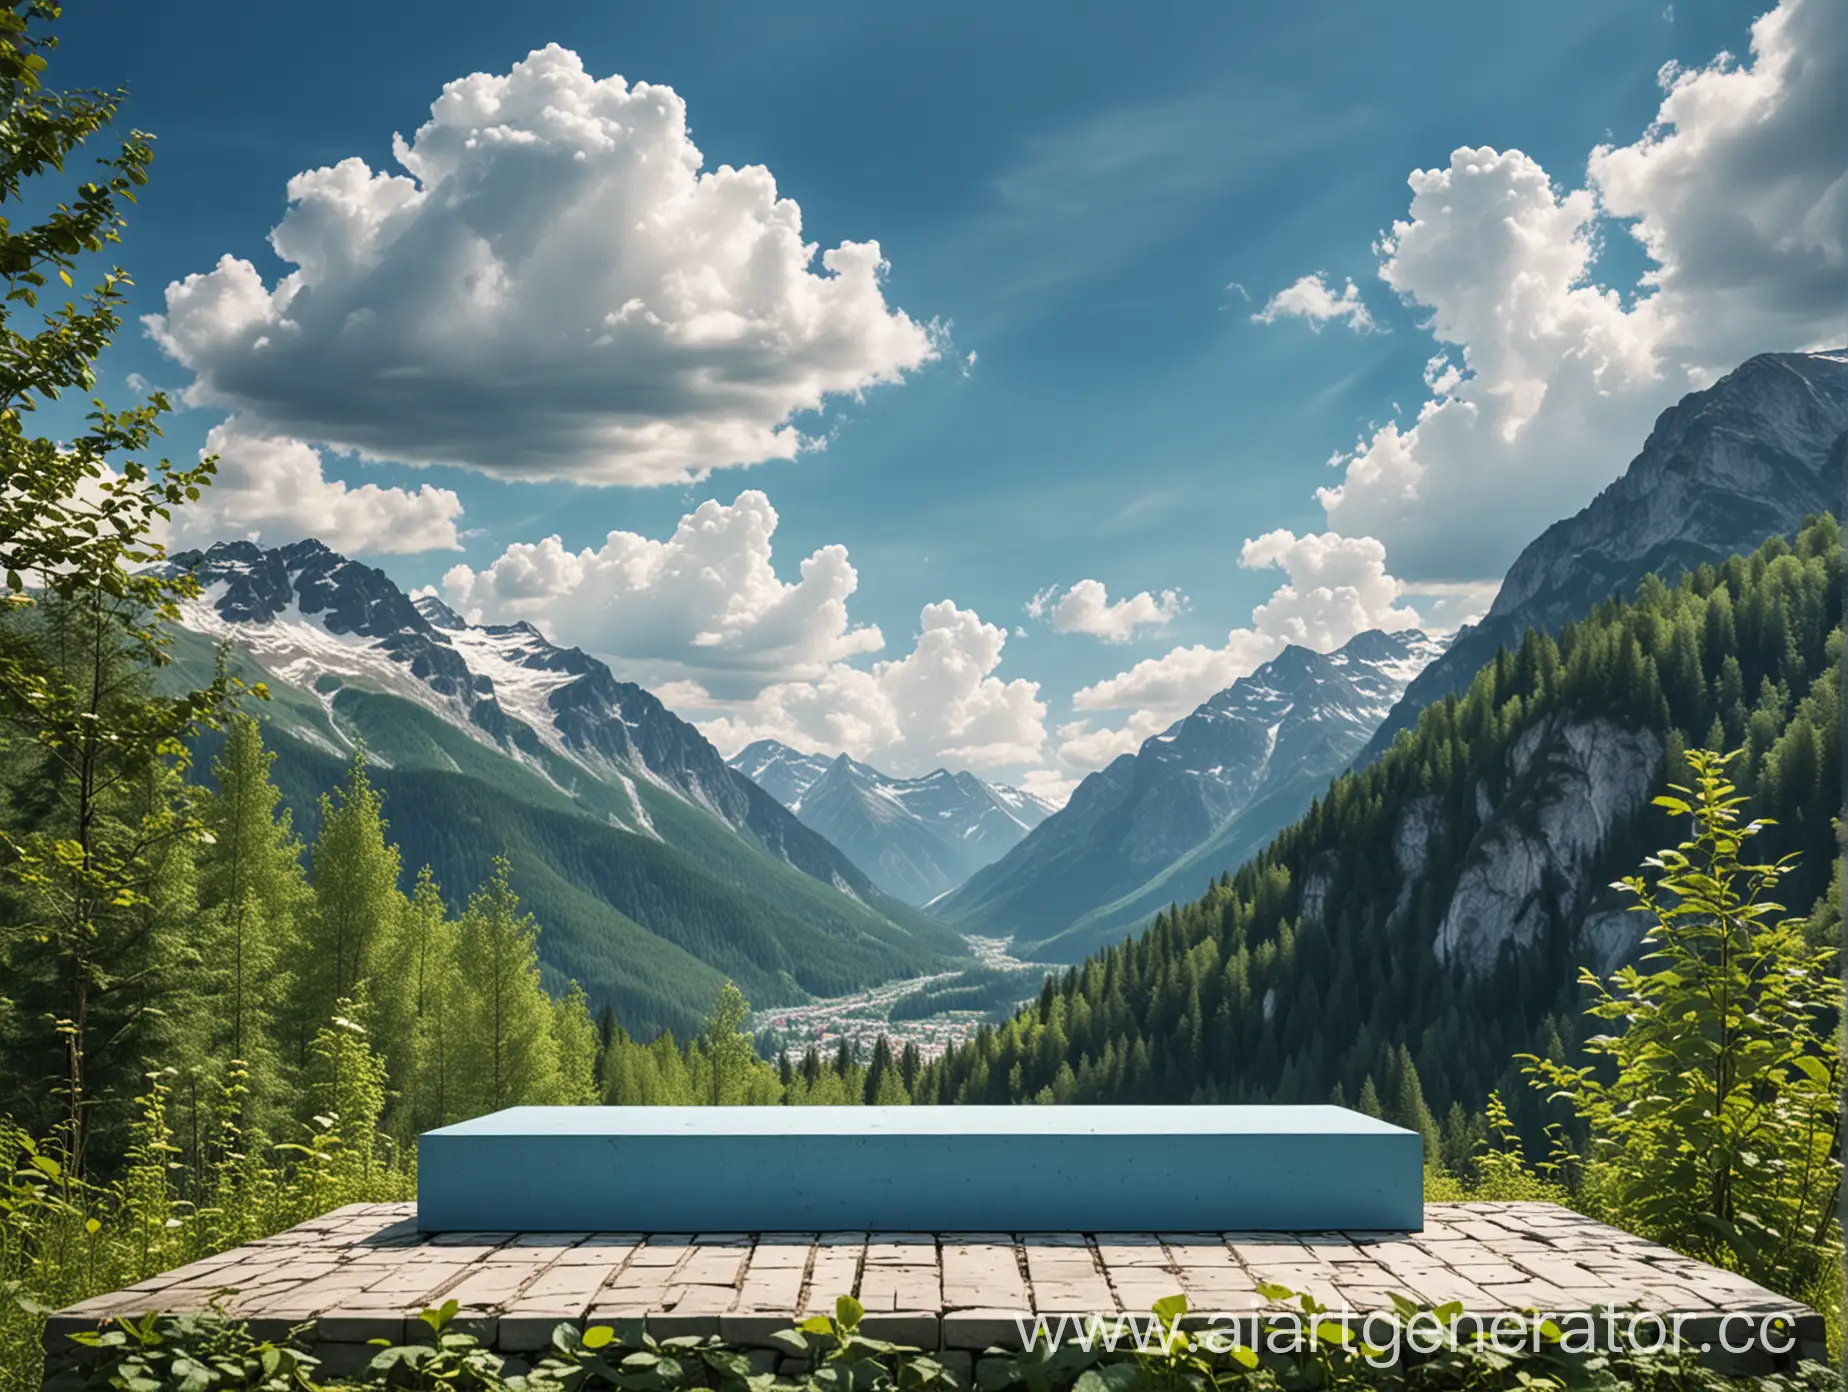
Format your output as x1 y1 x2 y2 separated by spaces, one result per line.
416 1106 1422 1233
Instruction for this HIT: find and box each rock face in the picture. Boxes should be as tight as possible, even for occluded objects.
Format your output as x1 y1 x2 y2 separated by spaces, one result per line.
1433 715 1664 972
168 539 891 899
937 628 1447 960
1361 350 1848 761
175 539 512 737
727 740 1055 905
1294 717 1665 977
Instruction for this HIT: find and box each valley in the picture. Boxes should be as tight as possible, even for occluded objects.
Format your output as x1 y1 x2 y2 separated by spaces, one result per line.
160 540 975 1039
749 936 1049 1061
152 350 1848 1061
729 740 1055 904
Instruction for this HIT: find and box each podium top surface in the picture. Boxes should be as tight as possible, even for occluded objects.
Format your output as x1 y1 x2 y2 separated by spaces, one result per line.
423 1104 1413 1139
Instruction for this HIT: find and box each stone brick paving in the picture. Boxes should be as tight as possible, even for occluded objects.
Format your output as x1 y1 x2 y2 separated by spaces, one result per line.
44 1202 1822 1376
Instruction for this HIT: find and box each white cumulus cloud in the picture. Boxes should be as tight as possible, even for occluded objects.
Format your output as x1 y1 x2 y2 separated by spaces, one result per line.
444 491 1047 777
145 44 938 486
1318 0 1845 581
700 601 1047 777
1073 530 1420 721
1028 578 1185 642
1252 272 1377 332
1588 0 1845 361
1050 709 1169 777
442 491 881 700
170 421 463 555
1041 532 1423 783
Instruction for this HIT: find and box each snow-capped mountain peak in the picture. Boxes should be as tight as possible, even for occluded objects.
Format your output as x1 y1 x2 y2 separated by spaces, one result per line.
169 539 829 861
729 740 836 811
935 626 1447 959
411 592 467 630
726 738 1055 904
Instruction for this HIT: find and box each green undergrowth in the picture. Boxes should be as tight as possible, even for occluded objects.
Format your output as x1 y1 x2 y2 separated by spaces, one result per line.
1 1080 410 1392
38 1293 1834 1392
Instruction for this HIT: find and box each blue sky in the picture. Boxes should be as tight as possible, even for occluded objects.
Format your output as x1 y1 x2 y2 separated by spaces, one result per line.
52 0 1845 795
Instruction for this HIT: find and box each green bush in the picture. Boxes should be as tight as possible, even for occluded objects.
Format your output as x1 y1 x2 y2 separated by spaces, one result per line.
37 1294 1837 1392
1 1059 410 1392
1522 748 1840 1312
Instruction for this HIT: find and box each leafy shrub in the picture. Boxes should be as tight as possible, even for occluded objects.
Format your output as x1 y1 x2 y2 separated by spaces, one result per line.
1 1068 409 1392
1522 748 1841 1308
35 1292 1838 1392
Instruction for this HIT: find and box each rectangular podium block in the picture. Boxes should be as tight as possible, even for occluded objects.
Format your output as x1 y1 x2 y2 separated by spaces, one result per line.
416 1105 1422 1233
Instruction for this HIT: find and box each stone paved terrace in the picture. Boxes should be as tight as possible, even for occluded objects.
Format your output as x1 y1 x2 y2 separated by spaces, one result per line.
45 1203 1823 1379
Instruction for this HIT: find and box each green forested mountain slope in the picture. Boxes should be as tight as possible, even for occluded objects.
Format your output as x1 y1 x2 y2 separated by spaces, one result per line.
1357 350 1848 763
917 520 1841 1135
168 630 964 1038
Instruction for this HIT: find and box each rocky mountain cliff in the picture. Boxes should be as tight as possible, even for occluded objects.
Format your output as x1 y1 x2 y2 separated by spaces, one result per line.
936 627 1446 959
913 517 1842 1117
1360 349 1848 761
727 740 1054 904
1337 713 1667 978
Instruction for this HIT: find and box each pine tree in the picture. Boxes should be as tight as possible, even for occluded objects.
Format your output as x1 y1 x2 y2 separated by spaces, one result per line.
551 983 601 1105
386 868 460 1133
863 1035 911 1105
451 857 560 1114
594 1002 618 1091
125 762 211 1173
296 750 404 1066
1389 1043 1440 1157
193 714 309 1126
1438 1101 1477 1177
1355 1075 1383 1119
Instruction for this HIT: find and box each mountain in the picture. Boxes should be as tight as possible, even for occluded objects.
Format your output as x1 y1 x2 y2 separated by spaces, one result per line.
917 519 1843 1126
727 740 1056 904
729 741 835 810
164 539 968 1037
1358 349 1848 763
935 627 1447 960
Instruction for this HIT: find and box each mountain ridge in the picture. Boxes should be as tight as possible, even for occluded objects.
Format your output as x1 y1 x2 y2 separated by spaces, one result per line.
936 626 1447 958
164 538 969 1035
1358 348 1848 763
727 739 1055 904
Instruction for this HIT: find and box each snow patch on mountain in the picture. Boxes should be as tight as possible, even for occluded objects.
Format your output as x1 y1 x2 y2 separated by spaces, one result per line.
937 627 1448 959
727 741 1056 904
180 586 440 713
167 538 906 898
438 624 581 755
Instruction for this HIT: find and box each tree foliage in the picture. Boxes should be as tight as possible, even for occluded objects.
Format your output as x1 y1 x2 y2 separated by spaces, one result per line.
1524 748 1839 1299
0 0 237 1169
